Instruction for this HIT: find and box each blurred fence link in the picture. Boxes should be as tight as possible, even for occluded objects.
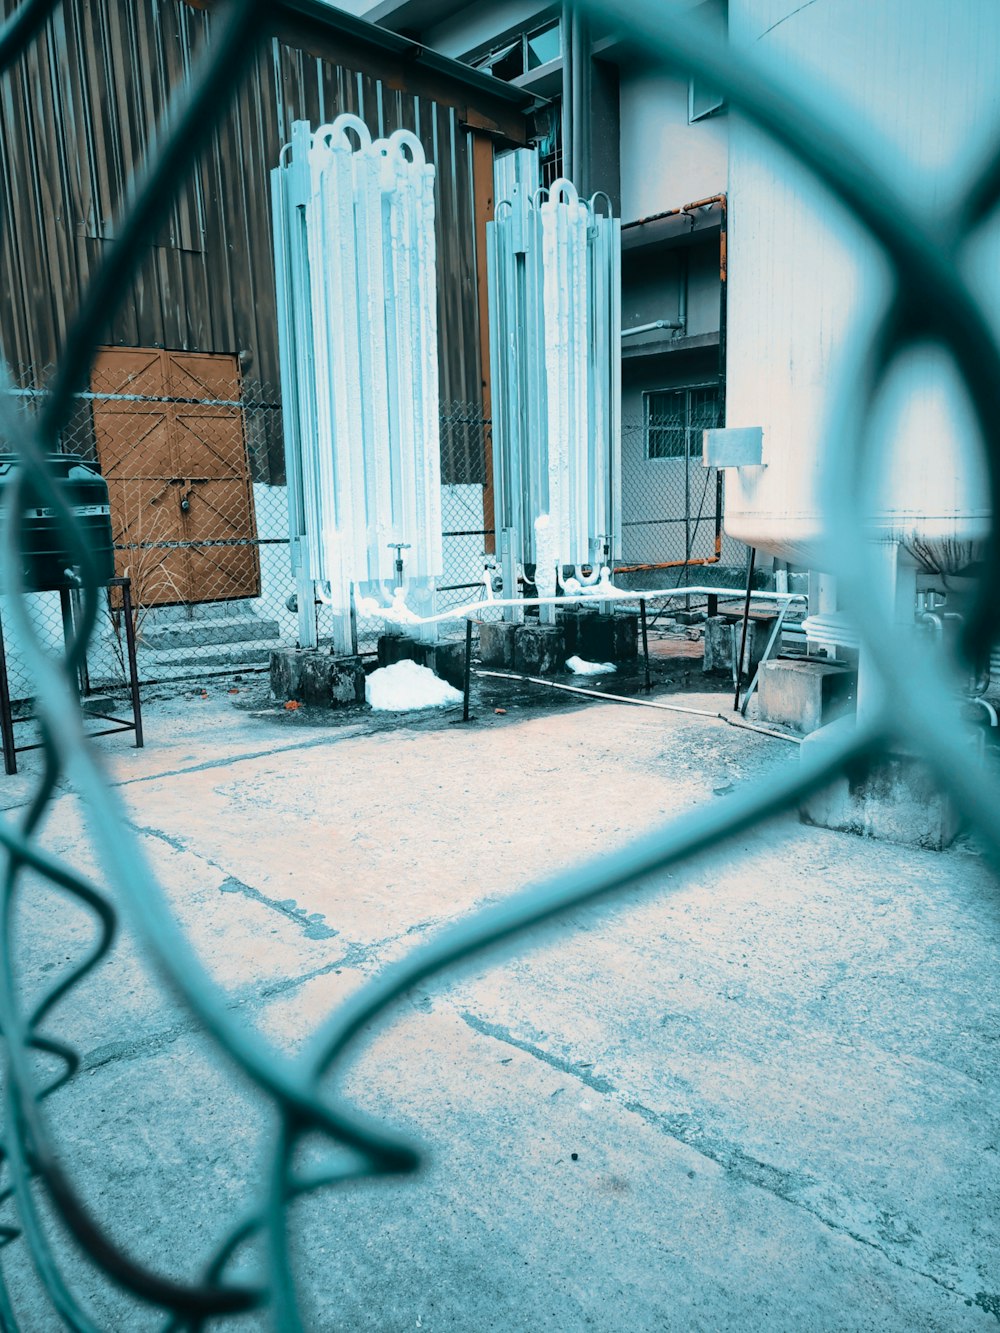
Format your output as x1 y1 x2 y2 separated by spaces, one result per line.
0 0 998 1328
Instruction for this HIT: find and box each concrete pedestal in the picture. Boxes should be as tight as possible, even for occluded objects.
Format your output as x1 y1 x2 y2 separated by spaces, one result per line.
703 614 777 677
479 621 566 675
800 716 960 850
560 608 638 662
270 648 365 708
758 659 856 735
377 634 466 689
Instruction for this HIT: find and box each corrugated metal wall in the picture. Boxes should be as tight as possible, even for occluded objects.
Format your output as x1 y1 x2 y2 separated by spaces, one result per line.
0 0 500 479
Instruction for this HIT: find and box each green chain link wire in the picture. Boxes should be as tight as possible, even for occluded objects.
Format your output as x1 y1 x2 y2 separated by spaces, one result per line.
0 0 998 1328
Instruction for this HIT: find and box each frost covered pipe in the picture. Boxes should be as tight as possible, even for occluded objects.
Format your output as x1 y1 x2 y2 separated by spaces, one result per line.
271 114 442 649
488 153 621 591
358 582 805 628
971 697 998 727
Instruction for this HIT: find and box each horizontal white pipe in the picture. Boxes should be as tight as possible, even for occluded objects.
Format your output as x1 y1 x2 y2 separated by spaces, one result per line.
362 583 805 627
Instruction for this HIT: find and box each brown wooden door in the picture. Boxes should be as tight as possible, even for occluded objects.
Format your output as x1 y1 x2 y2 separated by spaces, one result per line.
91 347 261 606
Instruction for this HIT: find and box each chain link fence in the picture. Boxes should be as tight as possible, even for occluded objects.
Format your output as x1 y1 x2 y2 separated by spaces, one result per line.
4 367 501 695
3 0 999 1326
618 398 745 575
4 371 740 698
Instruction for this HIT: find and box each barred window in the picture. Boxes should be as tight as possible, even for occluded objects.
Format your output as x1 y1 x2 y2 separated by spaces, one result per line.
645 385 720 459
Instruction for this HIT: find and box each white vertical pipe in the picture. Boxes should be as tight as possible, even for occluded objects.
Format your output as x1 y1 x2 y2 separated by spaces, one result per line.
274 114 443 645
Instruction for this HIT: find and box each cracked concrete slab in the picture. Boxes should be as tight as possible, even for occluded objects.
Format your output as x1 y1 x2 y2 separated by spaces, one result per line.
1 679 998 1329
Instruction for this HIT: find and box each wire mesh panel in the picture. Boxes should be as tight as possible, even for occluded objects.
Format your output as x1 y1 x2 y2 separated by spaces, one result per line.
619 401 740 570
10 363 292 685
439 403 493 608
7 371 494 675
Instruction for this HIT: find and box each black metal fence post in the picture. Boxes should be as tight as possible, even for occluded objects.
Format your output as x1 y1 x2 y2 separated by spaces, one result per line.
640 598 651 692
733 546 757 712
462 617 473 722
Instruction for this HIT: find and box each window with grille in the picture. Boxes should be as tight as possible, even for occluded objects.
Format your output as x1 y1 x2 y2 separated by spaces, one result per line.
645 385 721 459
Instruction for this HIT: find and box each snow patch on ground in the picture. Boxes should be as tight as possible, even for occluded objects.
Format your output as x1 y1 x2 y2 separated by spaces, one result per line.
366 660 463 711
566 655 616 675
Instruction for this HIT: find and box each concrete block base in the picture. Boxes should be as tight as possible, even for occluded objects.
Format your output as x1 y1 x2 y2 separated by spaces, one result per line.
758 659 856 735
703 614 777 676
377 634 466 690
800 717 960 850
270 648 365 708
560 608 638 662
479 620 566 675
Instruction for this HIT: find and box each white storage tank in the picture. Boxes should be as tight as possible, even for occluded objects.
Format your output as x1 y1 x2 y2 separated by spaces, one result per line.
723 0 1000 575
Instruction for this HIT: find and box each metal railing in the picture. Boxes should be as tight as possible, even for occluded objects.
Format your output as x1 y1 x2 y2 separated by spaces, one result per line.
0 0 998 1328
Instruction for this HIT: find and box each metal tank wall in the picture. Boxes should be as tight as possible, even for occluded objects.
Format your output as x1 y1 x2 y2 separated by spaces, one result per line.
723 0 1000 574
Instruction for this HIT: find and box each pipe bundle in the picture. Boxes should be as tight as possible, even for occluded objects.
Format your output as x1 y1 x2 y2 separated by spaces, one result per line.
272 115 442 638
487 153 621 586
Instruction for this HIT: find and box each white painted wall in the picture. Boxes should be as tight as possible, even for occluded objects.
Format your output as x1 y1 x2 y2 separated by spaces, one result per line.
724 0 1000 572
618 0 727 221
619 65 727 222
422 1 549 60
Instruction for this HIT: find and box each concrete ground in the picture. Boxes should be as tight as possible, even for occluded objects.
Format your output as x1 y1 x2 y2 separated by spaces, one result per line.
2 655 999 1330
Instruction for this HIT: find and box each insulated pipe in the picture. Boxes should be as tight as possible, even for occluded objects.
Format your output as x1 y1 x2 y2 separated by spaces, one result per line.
971 697 998 727
360 583 805 628
613 528 722 574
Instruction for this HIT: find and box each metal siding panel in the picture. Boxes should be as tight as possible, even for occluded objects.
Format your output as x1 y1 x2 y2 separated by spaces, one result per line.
0 0 491 435
2 36 59 369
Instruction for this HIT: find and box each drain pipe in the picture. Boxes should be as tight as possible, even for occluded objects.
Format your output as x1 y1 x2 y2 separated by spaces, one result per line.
623 271 687 339
564 4 590 197
622 317 685 337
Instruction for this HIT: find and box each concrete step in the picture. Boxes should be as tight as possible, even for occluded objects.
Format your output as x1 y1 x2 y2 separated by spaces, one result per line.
131 637 282 680
139 617 280 651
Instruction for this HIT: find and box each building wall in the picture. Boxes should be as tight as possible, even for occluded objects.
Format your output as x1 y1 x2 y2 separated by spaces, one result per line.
621 242 721 339
724 0 1000 568
619 67 727 221
617 0 727 221
0 0 520 480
